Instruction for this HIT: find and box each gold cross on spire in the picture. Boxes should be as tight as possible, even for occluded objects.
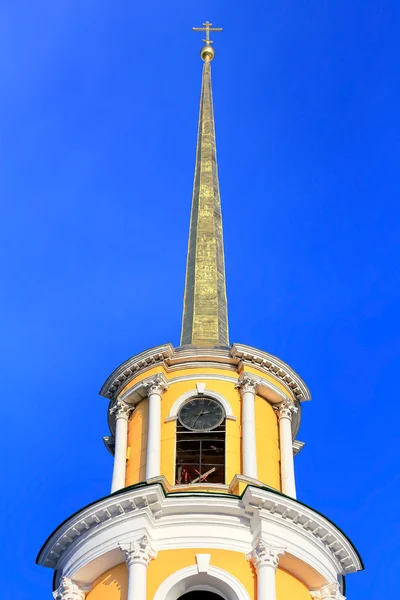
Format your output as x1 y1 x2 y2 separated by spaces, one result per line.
193 21 222 45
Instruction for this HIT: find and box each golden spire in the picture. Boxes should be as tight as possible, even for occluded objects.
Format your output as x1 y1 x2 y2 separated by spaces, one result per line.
180 23 229 347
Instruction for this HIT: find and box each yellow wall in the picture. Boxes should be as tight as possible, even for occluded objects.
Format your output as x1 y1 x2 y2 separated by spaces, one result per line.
126 398 148 485
254 395 281 490
147 548 255 600
86 563 127 600
124 366 282 491
276 568 311 600
85 555 310 600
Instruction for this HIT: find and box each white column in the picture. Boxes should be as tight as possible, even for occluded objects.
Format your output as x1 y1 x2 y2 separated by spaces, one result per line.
145 376 166 480
275 399 298 498
120 536 156 600
310 582 345 600
238 376 258 479
53 577 88 600
109 399 133 493
247 540 285 600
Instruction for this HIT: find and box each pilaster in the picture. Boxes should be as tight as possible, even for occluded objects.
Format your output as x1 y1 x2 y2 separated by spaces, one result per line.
120 536 156 600
274 398 298 497
109 399 133 493
237 375 259 479
145 375 168 479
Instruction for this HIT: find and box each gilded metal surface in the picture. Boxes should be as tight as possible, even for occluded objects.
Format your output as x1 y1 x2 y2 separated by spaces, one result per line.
181 46 229 347
193 21 222 46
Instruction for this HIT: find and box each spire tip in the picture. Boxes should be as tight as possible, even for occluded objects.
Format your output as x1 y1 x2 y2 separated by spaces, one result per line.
193 21 222 62
200 45 215 62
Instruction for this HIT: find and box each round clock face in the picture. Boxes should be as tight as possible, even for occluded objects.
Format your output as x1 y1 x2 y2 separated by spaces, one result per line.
178 397 224 432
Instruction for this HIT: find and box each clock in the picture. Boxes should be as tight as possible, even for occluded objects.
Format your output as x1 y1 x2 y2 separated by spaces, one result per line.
178 397 224 432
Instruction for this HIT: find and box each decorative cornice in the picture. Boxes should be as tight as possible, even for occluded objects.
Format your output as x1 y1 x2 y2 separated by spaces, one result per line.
310 582 345 600
242 486 362 575
293 440 305 457
274 398 298 421
53 577 87 600
38 482 363 584
109 399 133 421
119 535 157 567
102 435 115 456
231 344 311 401
247 539 285 569
99 343 311 402
99 344 174 398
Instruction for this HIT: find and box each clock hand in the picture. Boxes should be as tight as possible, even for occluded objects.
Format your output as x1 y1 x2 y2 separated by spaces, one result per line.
191 410 204 428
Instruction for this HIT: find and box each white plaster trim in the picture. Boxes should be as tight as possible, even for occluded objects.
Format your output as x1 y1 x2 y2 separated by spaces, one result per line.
153 564 251 600
119 373 169 405
196 554 211 573
100 344 173 398
168 389 235 420
38 482 362 592
169 372 291 407
99 343 311 402
106 373 169 436
293 440 305 457
231 344 311 401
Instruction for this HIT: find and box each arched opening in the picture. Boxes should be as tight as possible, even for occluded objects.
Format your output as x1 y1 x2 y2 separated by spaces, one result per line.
178 593 224 600
153 565 250 600
175 396 226 484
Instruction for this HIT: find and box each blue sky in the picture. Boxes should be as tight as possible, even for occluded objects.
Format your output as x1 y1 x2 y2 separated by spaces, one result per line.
1 1 399 598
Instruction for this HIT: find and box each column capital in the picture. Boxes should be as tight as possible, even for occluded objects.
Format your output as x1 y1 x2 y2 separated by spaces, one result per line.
53 578 87 600
274 398 298 421
310 582 345 600
109 399 133 421
120 535 157 567
247 540 285 570
237 375 259 395
144 374 168 396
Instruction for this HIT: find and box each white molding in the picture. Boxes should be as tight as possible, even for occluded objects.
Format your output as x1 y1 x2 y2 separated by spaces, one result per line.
107 373 169 436
247 539 285 569
196 554 211 573
242 486 361 575
37 482 362 592
169 373 238 385
99 344 174 398
239 371 287 403
119 373 169 405
119 535 156 567
153 564 251 600
231 344 311 401
168 388 235 420
240 372 301 439
99 343 311 403
293 440 305 457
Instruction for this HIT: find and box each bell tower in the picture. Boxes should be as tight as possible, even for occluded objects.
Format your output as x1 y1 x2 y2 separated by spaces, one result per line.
37 23 363 600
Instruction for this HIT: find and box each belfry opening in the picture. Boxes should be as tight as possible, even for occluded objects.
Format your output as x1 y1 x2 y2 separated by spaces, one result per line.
175 396 226 485
37 20 363 600
178 593 224 600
